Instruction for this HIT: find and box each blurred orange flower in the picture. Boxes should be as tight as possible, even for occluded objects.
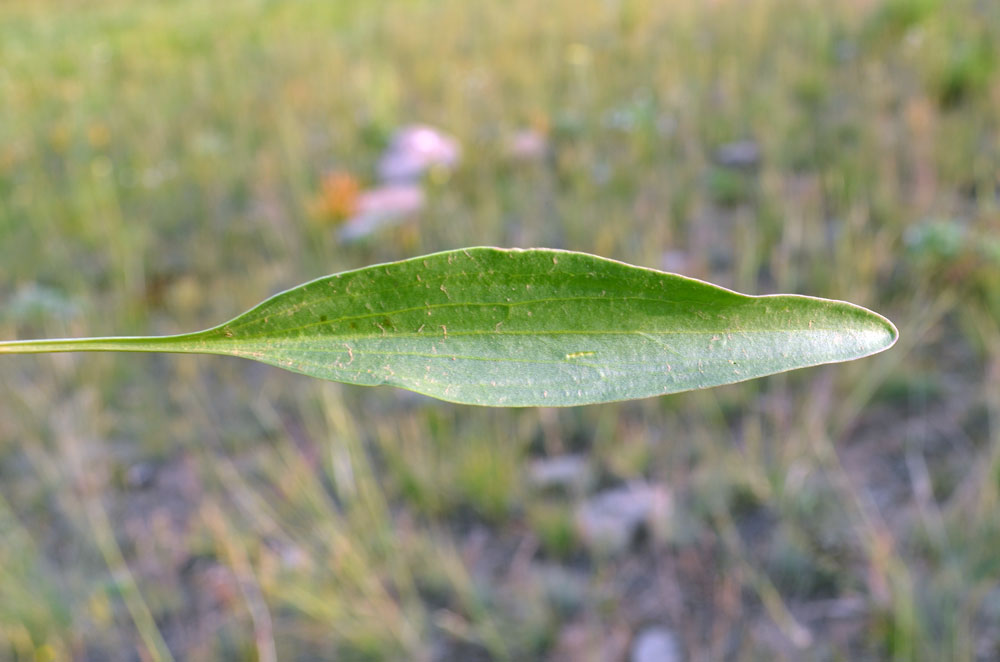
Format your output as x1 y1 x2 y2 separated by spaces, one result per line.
310 170 361 223
87 122 111 150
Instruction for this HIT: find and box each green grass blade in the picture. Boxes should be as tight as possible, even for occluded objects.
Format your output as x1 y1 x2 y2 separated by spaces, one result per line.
0 247 897 406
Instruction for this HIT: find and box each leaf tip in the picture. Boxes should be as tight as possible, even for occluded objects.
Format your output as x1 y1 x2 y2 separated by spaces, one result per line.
858 306 899 356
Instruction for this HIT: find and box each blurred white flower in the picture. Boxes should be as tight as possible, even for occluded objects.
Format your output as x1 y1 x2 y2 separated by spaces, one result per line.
377 124 461 182
338 183 426 241
505 128 549 162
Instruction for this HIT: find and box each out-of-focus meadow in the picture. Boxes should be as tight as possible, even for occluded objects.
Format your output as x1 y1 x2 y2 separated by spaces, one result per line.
1 0 999 659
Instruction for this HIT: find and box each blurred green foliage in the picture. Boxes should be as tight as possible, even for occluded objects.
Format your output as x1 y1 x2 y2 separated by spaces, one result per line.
1 0 999 660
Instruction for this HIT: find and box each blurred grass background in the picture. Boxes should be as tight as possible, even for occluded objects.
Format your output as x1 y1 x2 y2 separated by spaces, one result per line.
1 0 999 659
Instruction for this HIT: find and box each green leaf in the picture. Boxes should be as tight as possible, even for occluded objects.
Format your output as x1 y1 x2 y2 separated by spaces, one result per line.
0 247 897 406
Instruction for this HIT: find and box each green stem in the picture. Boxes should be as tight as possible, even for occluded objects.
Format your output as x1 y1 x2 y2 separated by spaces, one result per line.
0 334 212 355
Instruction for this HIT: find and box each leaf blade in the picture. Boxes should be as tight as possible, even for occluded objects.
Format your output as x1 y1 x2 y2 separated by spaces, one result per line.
182 247 897 406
